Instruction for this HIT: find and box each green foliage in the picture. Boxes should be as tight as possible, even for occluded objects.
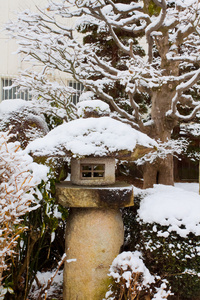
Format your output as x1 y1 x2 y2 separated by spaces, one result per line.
138 226 200 299
43 113 64 131
122 195 200 300
147 1 161 17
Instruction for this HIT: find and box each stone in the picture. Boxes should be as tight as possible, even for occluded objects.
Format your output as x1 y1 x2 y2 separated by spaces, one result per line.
71 157 115 186
63 208 124 300
56 181 134 208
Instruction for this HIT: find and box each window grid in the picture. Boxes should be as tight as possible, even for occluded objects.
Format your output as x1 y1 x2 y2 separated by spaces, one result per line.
2 78 31 101
68 80 84 105
1 78 83 103
80 164 105 179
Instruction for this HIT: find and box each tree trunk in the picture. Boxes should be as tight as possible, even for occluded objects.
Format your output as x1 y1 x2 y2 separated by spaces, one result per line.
142 84 177 189
143 155 174 189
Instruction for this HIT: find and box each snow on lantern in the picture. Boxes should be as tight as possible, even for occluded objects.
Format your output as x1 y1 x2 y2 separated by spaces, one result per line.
25 100 157 300
26 100 157 174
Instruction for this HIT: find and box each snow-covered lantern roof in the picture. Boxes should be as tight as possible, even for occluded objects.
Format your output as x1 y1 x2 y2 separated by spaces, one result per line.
26 100 157 186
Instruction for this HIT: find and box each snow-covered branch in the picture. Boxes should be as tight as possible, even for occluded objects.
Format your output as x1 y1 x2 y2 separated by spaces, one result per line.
135 138 189 165
0 131 48 290
169 69 200 121
5 0 200 149
145 0 167 63
11 70 77 121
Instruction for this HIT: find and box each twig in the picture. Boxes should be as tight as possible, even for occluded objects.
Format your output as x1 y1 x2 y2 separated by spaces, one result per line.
38 253 67 300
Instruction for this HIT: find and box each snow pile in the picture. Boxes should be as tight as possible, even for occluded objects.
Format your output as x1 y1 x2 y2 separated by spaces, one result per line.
37 270 63 288
174 182 199 193
105 251 172 299
77 100 111 118
0 98 32 114
28 254 76 299
26 117 157 158
137 184 200 238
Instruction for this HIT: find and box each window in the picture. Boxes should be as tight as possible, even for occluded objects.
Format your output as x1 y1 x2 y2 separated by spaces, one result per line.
2 78 31 101
68 80 84 105
80 164 105 179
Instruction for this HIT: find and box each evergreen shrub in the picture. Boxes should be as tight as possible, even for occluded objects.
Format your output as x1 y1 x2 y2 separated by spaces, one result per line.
121 194 200 300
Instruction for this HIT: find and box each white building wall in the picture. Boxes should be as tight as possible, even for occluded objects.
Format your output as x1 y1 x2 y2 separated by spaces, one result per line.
0 0 78 102
0 0 48 77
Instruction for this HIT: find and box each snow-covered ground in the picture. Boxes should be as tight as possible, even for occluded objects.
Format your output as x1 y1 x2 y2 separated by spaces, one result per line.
136 182 200 238
174 182 199 193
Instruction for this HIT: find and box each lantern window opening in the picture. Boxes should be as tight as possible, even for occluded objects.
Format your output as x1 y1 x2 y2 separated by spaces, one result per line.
80 164 105 179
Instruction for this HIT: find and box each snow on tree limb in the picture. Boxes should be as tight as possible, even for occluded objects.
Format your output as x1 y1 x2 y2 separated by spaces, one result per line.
5 0 200 140
169 68 200 121
10 70 77 122
145 0 167 63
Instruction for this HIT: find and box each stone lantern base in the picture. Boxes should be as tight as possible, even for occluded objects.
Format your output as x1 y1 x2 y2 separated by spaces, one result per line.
56 182 134 300
64 208 124 300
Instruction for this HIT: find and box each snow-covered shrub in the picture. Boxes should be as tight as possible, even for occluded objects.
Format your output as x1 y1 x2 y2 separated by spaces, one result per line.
0 131 48 298
137 223 200 300
122 185 200 300
0 97 74 150
0 100 72 300
0 99 70 180
105 251 172 300
77 99 111 118
11 70 77 124
0 100 48 149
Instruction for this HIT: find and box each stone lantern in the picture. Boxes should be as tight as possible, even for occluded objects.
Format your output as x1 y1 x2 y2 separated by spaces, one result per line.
55 101 157 300
56 157 134 300
26 100 157 300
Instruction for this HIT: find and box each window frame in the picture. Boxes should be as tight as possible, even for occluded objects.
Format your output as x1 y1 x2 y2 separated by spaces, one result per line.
80 164 105 180
1 77 31 101
68 80 84 105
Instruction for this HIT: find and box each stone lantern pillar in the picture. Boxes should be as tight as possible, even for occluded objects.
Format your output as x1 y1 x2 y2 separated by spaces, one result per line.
56 157 134 300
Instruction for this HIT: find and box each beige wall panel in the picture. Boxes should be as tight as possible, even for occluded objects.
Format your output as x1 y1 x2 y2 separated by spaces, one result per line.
0 0 80 102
